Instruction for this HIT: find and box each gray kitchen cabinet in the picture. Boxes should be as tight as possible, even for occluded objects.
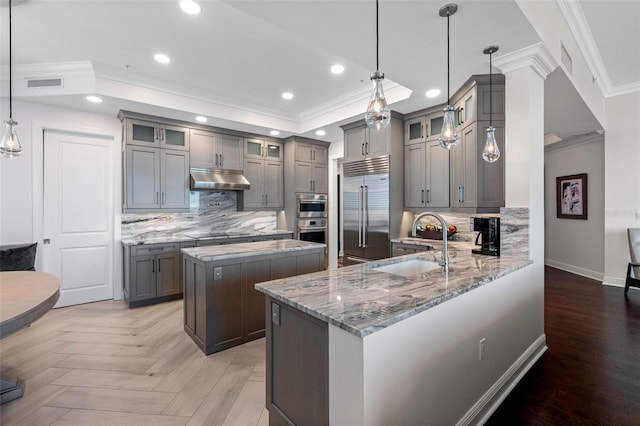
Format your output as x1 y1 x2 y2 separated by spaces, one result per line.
404 140 450 209
405 116 428 145
283 137 330 198
450 121 505 210
239 139 283 209
189 129 243 171
293 161 327 193
182 244 325 354
124 145 190 211
266 296 329 426
124 242 182 308
294 141 327 164
342 113 403 161
244 138 283 162
125 118 190 151
447 74 505 211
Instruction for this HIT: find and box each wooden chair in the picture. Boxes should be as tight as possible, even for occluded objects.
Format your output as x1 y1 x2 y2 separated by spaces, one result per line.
626 228 640 295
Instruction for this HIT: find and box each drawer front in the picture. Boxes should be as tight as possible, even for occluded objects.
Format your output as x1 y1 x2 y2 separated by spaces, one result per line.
392 243 431 257
131 242 181 256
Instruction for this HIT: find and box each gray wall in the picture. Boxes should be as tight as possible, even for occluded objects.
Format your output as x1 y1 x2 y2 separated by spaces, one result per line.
544 136 604 280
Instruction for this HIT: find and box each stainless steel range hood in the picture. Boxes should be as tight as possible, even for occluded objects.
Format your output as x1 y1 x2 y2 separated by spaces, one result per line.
189 168 251 191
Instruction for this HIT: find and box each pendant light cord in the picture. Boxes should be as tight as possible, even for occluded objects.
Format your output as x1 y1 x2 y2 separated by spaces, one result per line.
376 0 379 71
8 0 13 119
489 51 492 127
446 9 450 104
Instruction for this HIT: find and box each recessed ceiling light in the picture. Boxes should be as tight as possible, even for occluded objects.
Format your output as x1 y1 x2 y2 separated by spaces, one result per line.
315 130 326 136
270 130 280 136
426 89 441 98
86 95 103 103
330 64 345 74
281 92 294 100
154 53 171 64
195 116 207 123
180 0 201 14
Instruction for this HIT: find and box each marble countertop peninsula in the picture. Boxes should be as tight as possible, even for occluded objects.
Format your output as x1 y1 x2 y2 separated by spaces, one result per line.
182 240 326 263
121 229 294 246
255 239 531 338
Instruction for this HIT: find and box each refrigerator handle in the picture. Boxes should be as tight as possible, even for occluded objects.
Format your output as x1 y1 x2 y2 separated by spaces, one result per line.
363 185 368 247
357 185 362 248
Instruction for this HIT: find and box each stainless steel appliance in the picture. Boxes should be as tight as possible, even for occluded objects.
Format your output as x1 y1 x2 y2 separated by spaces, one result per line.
297 218 327 244
470 217 500 256
343 156 392 265
296 193 327 218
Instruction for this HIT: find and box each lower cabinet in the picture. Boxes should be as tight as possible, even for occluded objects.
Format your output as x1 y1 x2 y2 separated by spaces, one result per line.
124 242 183 308
266 296 329 426
183 249 324 355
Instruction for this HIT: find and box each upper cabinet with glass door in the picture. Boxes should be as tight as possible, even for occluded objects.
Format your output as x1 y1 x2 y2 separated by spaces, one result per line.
244 138 283 162
125 118 190 151
404 105 444 145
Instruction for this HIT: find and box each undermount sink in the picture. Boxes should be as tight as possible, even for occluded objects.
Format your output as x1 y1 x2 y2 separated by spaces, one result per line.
372 258 441 277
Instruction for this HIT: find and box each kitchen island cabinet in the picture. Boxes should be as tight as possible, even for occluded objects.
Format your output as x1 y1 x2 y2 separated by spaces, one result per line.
182 240 325 355
257 238 544 425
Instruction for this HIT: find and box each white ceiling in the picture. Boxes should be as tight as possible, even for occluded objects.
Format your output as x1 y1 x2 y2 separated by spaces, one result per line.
0 0 636 143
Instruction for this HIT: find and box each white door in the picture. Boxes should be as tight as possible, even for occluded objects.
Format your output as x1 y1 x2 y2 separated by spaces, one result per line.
43 130 114 307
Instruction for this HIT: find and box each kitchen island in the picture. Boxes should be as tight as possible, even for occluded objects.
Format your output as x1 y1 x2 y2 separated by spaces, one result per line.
256 239 545 425
181 239 325 355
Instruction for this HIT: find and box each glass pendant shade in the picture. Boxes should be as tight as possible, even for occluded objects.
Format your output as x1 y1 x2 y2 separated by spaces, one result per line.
438 106 459 149
0 119 23 158
482 126 500 163
365 71 391 130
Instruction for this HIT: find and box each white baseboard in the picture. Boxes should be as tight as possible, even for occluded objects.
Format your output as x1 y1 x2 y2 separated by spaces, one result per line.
544 259 603 282
457 334 548 426
602 276 626 288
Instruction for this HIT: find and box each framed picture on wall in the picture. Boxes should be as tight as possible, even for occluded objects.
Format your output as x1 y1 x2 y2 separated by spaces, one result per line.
556 173 588 220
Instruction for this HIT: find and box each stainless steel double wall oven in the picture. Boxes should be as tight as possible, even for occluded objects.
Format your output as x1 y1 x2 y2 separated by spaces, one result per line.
296 193 327 244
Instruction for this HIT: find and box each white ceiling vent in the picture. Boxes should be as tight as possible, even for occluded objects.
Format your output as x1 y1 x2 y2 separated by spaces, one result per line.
26 77 63 88
560 43 573 76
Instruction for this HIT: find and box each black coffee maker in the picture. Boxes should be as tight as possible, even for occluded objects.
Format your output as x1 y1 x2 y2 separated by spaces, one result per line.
470 217 500 256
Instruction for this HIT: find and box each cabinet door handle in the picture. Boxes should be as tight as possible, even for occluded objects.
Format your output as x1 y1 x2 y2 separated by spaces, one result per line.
162 192 165 205
158 259 161 273
152 259 155 273
362 143 365 155
461 186 464 202
460 107 465 125
156 192 159 204
265 194 268 205
161 128 166 141
366 142 370 155
426 189 430 203
220 154 223 166
421 189 425 203
215 153 219 166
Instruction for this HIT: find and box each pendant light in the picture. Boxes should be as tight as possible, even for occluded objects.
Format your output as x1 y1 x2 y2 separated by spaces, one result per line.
482 45 500 163
1 0 23 159
438 3 459 150
364 0 390 130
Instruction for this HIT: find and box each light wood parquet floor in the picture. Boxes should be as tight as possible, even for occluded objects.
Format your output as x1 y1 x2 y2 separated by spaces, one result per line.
0 299 268 426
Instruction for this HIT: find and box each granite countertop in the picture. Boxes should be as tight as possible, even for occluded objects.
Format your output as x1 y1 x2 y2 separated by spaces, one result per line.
121 229 294 246
255 239 532 338
182 239 326 263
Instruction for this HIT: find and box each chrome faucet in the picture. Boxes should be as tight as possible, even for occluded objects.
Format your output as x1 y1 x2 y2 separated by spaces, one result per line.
411 212 449 272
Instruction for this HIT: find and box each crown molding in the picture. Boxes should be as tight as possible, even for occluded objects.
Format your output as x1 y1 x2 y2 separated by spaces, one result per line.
492 42 558 80
557 0 639 98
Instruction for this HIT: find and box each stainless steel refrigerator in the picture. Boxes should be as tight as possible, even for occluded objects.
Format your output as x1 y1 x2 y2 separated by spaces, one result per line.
343 156 391 265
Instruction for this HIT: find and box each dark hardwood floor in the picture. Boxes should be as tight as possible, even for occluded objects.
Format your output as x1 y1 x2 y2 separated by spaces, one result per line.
487 266 640 425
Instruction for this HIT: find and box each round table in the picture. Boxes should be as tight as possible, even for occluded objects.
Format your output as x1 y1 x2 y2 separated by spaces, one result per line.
0 271 59 404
